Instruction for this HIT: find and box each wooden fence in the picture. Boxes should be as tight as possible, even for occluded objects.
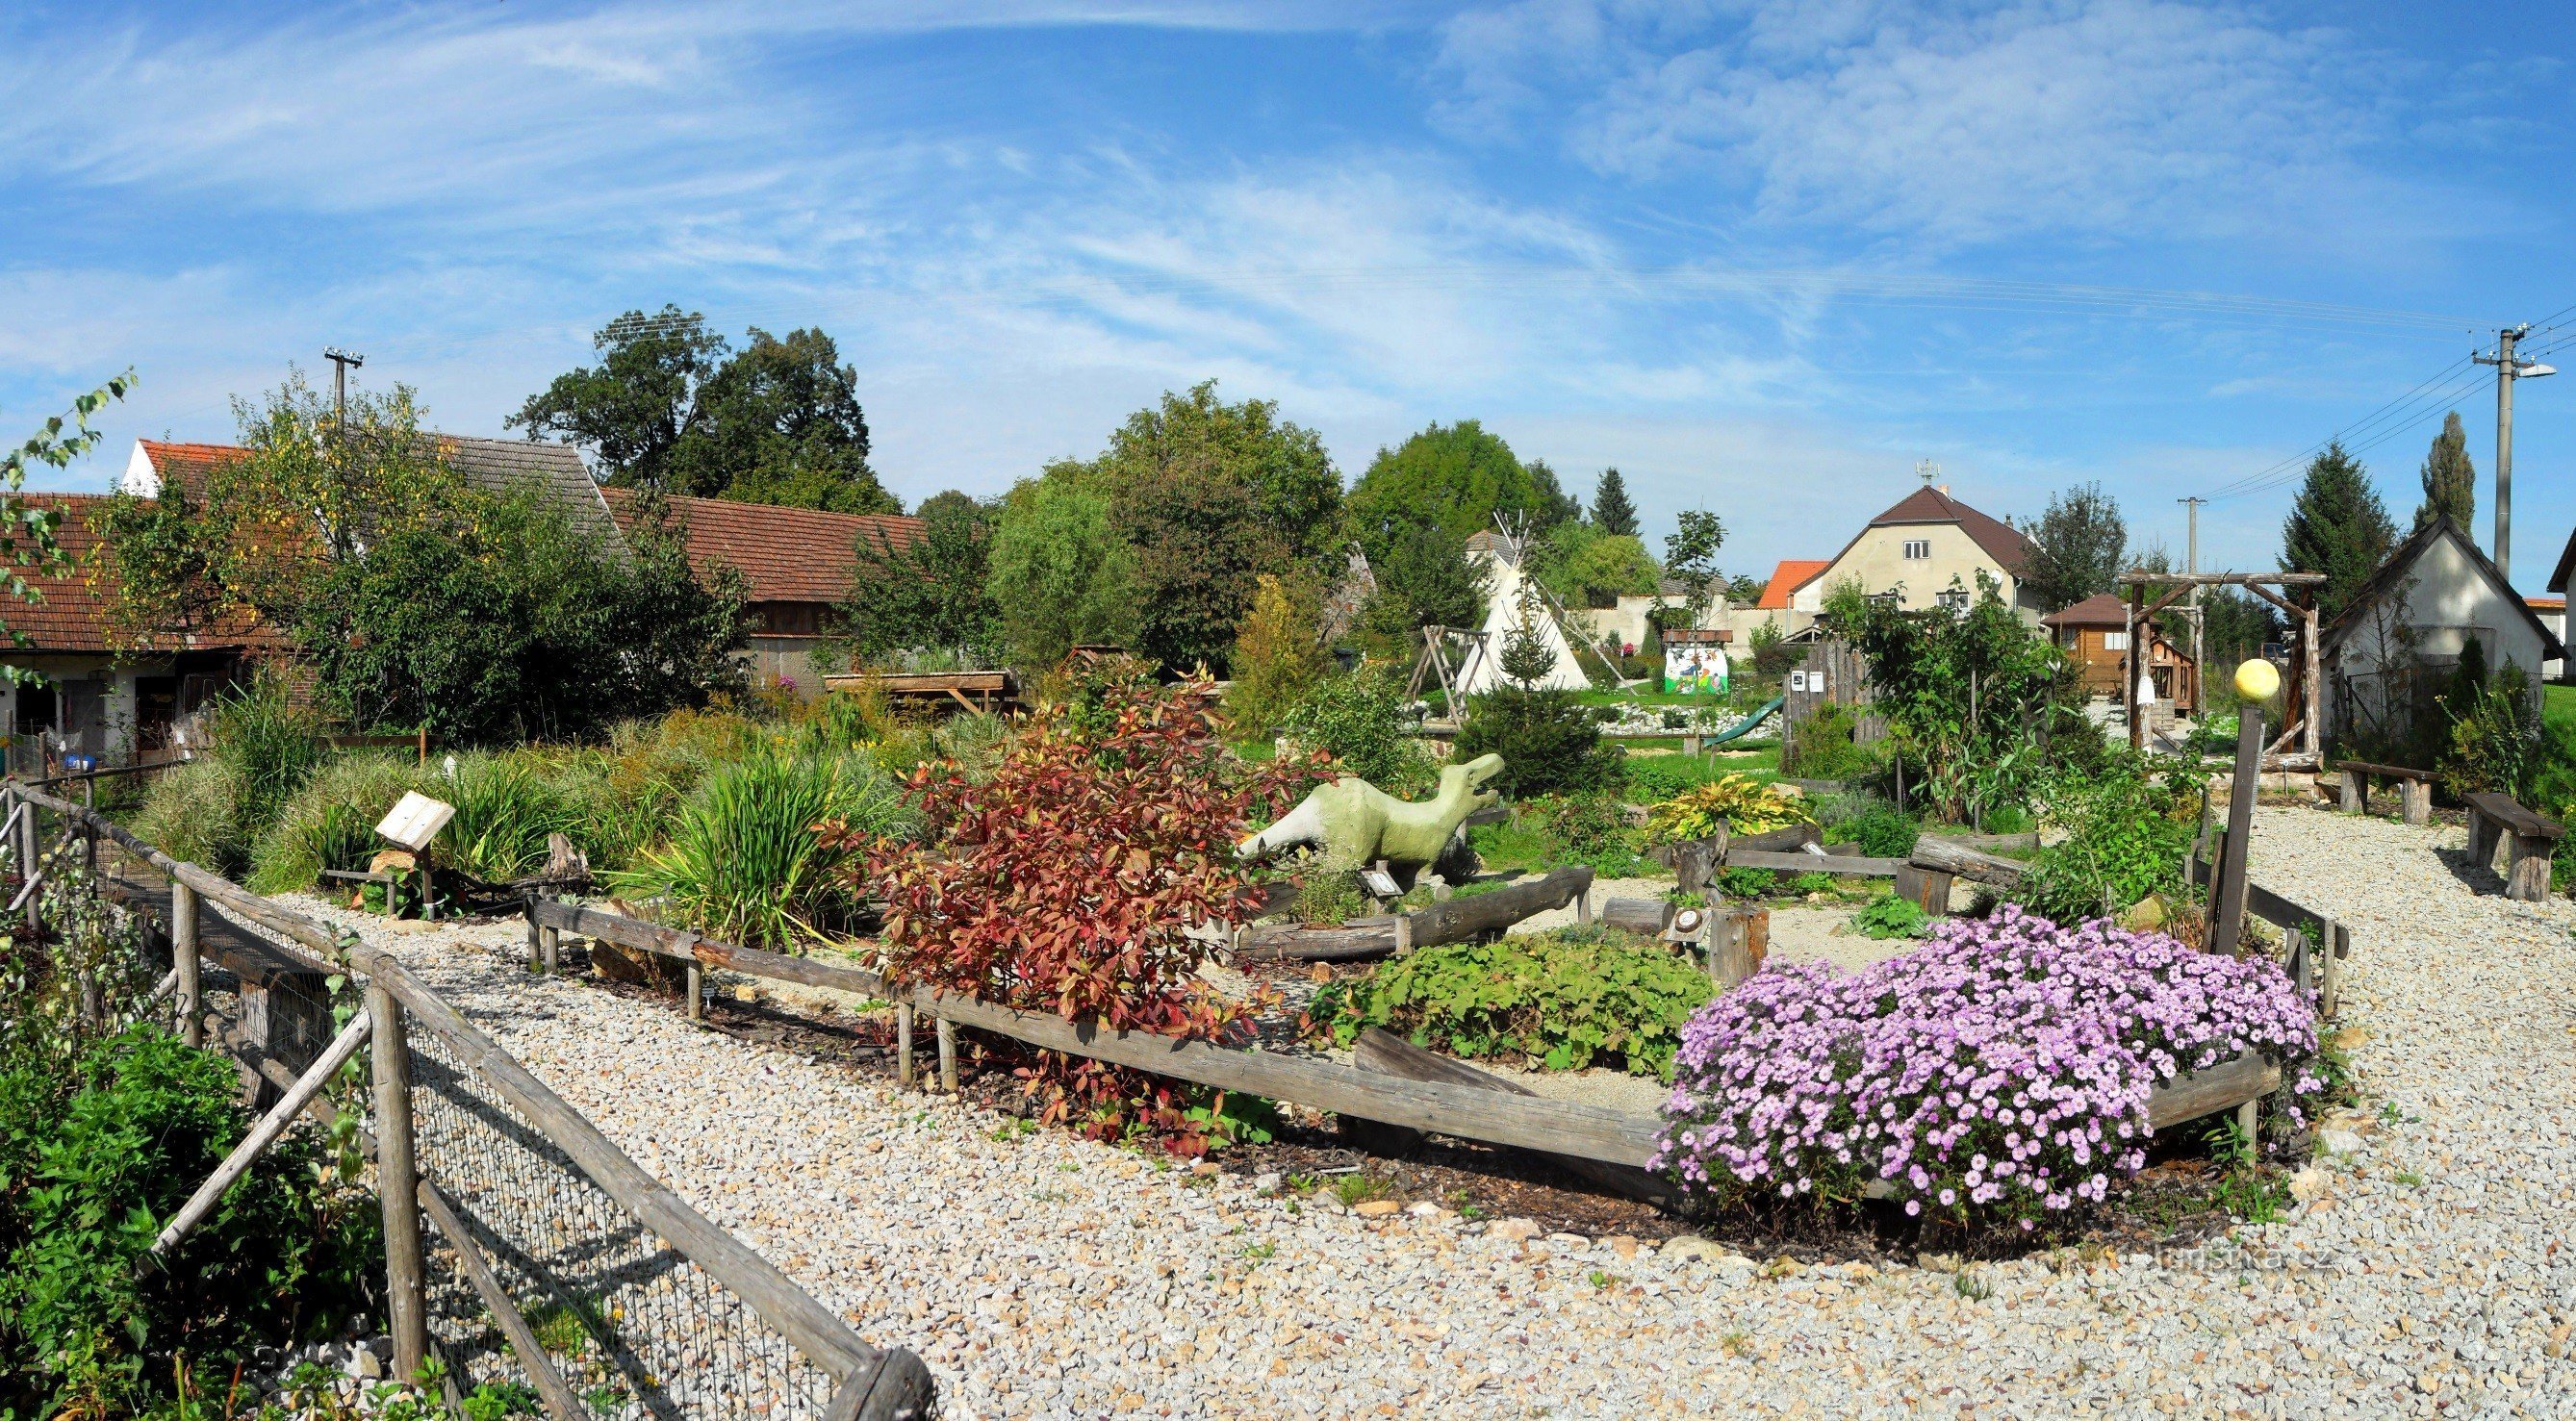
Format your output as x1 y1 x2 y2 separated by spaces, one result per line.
523 896 2287 1176
5 780 932 1421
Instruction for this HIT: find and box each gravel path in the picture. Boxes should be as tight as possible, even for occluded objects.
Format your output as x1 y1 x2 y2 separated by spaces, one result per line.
303 804 2576 1417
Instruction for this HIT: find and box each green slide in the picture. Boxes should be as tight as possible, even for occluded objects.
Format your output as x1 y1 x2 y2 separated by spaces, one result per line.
1704 696 1783 745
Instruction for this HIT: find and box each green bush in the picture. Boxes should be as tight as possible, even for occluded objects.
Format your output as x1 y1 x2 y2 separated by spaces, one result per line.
1784 699 1874 780
1621 754 1757 802
1308 926 1714 1078
131 758 248 876
1852 893 1930 939
608 751 913 949
1711 864 1777 900
1532 795 1649 876
1279 663 1430 792
1818 795 1921 858
1453 686 1624 799
2018 754 2206 922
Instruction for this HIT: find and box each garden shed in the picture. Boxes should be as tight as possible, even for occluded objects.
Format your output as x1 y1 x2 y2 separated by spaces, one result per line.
2042 593 2201 714
2322 516 2563 747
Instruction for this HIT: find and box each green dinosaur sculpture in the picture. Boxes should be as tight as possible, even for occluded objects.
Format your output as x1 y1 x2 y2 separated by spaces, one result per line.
1237 752 1503 886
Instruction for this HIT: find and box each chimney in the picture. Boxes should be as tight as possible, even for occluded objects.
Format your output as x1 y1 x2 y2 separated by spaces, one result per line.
1937 484 1951 495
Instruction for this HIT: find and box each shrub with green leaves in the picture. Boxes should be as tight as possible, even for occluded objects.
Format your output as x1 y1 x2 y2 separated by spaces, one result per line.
1818 795 1921 858
1279 663 1430 792
1642 774 1811 843
1452 686 1624 799
2018 754 2206 922
1851 893 1930 940
1307 927 1715 1078
610 750 914 948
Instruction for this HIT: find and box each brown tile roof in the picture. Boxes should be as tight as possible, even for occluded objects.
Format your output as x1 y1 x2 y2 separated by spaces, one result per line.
0 494 280 655
2039 592 2131 627
137 435 617 541
600 490 925 606
1865 486 2034 571
1757 559 1831 609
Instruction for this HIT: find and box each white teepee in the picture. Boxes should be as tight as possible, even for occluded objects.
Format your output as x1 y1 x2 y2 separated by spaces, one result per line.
1456 530 1592 694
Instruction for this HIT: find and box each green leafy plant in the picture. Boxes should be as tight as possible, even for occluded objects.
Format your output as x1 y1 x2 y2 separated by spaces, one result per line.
1278 662 1431 793
1643 774 1811 843
1783 698 1875 780
1818 796 1921 858
1452 685 1624 799
1307 926 1716 1078
1532 795 1648 875
1711 865 1776 900
1851 894 1930 940
2018 753 2206 923
614 750 910 949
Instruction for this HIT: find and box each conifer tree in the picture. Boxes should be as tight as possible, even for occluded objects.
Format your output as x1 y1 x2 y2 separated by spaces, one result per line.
2413 411 2476 532
1589 467 1639 538
2280 441 2397 623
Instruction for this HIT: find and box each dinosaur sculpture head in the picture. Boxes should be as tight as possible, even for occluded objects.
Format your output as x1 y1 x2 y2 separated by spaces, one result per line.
1442 752 1505 811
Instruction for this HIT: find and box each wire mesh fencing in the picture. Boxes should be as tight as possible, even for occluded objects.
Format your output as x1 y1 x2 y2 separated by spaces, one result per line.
403 1015 849 1420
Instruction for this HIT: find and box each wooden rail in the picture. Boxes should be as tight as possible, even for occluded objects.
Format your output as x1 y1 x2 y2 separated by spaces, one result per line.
528 898 2286 1174
5 780 932 1419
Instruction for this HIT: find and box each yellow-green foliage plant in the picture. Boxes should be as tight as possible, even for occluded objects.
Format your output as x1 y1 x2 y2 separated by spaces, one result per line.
1644 774 1812 844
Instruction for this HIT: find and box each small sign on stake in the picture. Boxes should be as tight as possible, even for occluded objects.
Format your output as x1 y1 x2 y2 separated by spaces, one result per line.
1359 868 1404 901
375 792 456 853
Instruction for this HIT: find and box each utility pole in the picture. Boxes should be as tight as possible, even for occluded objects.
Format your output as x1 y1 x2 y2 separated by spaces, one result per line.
323 346 365 435
2473 324 2557 582
2179 496 2206 706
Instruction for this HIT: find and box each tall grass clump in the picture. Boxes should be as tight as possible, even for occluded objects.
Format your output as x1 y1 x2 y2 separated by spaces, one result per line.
131 678 329 877
248 753 421 893
132 758 249 875
609 751 914 949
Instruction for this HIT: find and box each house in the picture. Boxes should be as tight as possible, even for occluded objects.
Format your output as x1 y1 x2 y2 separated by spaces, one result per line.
2041 593 2200 714
123 435 621 542
1805 484 2044 622
2323 516 2563 749
0 494 286 774
2530 596 2566 682
1710 557 1832 644
602 490 923 694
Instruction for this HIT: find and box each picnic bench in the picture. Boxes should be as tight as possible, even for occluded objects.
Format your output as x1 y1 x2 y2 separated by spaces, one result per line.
2334 760 2434 825
2462 790 2564 901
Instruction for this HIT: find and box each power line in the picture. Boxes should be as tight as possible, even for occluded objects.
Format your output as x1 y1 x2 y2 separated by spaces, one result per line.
2198 355 2481 502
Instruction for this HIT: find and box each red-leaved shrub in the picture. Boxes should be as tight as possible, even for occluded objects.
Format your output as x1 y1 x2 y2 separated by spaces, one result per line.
825 668 1325 1152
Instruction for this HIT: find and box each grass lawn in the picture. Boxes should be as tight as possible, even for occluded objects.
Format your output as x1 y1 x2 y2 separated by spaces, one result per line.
2547 683 2576 732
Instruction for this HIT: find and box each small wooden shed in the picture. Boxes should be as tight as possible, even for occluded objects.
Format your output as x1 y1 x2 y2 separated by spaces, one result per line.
2041 593 2201 714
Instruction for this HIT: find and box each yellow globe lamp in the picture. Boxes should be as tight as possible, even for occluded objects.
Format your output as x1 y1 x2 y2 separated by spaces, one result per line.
2233 658 2281 702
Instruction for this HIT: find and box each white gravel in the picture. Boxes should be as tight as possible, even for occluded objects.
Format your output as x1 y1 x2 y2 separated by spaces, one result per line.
292 803 2576 1417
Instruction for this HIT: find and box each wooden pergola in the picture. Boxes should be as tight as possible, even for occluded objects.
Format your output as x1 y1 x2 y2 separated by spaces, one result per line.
2118 571 2328 768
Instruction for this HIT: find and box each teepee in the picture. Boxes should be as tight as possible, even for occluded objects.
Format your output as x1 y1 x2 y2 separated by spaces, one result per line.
1455 528 1593 694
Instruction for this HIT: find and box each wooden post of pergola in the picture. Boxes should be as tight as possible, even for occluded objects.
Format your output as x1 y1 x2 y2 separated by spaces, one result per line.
2119 571 2329 769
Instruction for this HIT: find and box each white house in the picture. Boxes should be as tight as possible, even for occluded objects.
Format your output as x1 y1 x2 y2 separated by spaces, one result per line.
2322 517 2563 748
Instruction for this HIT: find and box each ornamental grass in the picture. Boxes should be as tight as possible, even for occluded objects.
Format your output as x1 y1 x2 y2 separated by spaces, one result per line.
1654 905 2321 1231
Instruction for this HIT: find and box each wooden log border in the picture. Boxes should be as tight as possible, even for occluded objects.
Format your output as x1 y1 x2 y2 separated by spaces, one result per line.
527 898 2285 1174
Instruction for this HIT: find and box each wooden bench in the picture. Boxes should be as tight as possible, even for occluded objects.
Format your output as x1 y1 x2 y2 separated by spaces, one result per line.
2463 790 2564 901
2334 760 2434 825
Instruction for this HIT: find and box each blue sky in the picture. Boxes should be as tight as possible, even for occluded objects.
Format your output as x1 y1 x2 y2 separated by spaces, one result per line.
4 1 2573 586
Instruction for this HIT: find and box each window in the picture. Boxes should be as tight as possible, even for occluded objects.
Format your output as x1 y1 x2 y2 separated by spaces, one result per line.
1902 539 1930 560
1936 588 1969 611
2103 631 2130 651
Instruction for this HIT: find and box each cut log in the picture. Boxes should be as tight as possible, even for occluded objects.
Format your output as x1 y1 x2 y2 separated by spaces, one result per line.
1907 836 2029 886
1734 824 1821 852
1600 897 1674 936
1400 865 1594 950
1659 830 1724 894
1351 1028 1674 1207
1239 923 1400 961
1892 863 1953 916
1724 849 1900 875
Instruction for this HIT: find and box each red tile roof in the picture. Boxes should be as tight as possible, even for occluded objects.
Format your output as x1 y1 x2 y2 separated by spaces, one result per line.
0 494 279 655
1865 486 2033 571
600 490 925 606
1757 559 1831 609
2039 592 2131 627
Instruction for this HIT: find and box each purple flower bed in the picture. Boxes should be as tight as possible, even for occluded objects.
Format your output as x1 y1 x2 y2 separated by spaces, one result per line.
1653 905 2321 1228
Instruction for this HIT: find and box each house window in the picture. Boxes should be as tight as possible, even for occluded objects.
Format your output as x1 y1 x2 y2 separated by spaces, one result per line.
2103 631 2130 651
1902 539 1930 560
1935 588 1969 611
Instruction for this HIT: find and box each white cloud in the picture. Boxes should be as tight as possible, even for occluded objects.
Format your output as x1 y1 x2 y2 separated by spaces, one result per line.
1433 0 2426 247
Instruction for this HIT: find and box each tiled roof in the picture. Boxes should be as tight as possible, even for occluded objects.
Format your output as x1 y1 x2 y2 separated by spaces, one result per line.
600 490 925 606
1757 559 1831 609
2039 592 2131 627
1865 486 2034 571
135 435 617 542
0 495 280 655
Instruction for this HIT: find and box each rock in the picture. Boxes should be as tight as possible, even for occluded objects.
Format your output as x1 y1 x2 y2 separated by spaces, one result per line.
1353 1199 1402 1218
2318 1128 2367 1156
351 1349 382 1381
1252 1172 1284 1197
1190 1161 1219 1177
2329 1025 2371 1052
1606 1234 1641 1260
733 983 761 1003
1405 1201 1445 1218
2289 1166 2332 1203
1660 1236 1734 1264
1917 1251 1962 1273
1545 1232 1591 1252
1490 1217 1543 1243
2119 894 2171 931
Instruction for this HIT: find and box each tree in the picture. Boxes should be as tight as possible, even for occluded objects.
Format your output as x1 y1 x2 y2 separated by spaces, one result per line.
1528 521 1657 609
1589 467 1638 538
1120 470 1275 675
99 374 744 742
1661 509 1726 622
2280 441 2396 623
1226 573 1329 735
1352 520 1486 659
1076 380 1340 565
833 490 999 667
1497 580 1557 689
2017 482 2127 612
1525 459 1582 534
5 370 132 682
984 474 1136 668
2415 411 2476 532
511 308 899 514
1345 420 1550 555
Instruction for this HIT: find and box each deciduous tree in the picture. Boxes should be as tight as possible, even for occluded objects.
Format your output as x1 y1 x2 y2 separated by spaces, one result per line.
833 489 999 666
2017 482 2128 612
984 474 1136 668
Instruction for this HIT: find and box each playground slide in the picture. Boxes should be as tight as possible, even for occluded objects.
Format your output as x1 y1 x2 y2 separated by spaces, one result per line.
1704 696 1783 746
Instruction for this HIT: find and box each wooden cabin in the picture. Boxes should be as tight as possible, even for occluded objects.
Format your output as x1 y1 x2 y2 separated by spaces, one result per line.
2041 594 2201 714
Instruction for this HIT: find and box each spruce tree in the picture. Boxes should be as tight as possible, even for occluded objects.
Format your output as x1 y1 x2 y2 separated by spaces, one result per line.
1498 581 1557 688
1589 467 1639 538
2414 411 2477 532
2280 440 2397 623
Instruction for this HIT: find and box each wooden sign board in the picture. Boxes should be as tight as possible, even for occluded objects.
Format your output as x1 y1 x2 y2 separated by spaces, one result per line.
375 792 455 852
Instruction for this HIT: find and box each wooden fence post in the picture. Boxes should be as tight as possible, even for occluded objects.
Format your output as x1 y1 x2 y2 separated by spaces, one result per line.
367 982 429 1380
172 878 201 1049
2209 703 2265 956
936 1016 958 1094
525 903 545 975
896 1003 915 1088
18 797 38 939
685 959 704 1022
